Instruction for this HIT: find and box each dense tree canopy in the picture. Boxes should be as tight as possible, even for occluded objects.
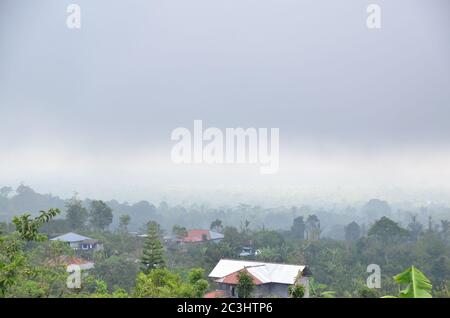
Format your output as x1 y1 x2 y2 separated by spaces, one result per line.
345 222 361 241
368 216 408 243
2 186 450 298
66 196 88 230
89 200 113 231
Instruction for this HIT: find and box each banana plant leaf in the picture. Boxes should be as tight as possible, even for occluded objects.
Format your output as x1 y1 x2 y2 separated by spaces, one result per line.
393 266 432 298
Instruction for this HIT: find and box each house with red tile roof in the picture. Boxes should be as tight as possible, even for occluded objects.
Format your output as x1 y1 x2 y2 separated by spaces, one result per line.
47 255 95 271
178 229 224 244
203 290 228 298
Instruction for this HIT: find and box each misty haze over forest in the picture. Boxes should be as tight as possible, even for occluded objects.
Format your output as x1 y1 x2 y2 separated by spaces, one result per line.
1 184 450 240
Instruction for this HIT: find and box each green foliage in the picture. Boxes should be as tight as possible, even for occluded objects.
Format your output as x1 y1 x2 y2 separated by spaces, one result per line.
309 278 335 298
291 216 305 240
89 200 113 231
5 264 69 298
2 192 450 299
1 209 60 296
141 222 165 273
0 222 7 235
133 268 201 298
188 268 209 298
253 229 284 249
188 268 205 284
288 284 305 298
173 225 188 239
384 266 432 298
407 215 423 241
223 226 246 252
358 286 380 298
12 208 60 241
88 230 139 258
368 217 408 243
257 246 288 263
95 279 108 294
118 214 131 232
345 222 361 241
92 255 139 292
237 270 255 298
0 235 25 296
39 219 71 234
88 279 129 298
65 197 88 230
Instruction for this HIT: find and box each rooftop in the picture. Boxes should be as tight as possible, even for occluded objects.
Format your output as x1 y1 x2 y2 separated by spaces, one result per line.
218 268 264 285
47 255 94 266
203 290 228 298
180 229 224 243
50 232 94 243
209 259 308 285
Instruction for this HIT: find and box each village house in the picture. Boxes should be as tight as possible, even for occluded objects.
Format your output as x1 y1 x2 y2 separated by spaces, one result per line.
178 229 224 244
239 246 261 257
47 255 95 271
208 259 311 298
51 232 103 251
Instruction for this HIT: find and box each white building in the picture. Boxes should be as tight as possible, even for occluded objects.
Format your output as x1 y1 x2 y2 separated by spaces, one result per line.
208 259 311 298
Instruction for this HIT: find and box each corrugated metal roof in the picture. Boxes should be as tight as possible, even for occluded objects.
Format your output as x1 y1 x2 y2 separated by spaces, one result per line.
209 259 306 285
50 232 93 243
209 230 224 240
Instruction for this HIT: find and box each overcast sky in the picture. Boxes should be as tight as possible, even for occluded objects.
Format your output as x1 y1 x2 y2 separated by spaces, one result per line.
0 0 449 205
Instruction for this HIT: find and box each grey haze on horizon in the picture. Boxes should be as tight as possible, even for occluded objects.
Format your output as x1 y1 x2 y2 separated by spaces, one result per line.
1 0 450 205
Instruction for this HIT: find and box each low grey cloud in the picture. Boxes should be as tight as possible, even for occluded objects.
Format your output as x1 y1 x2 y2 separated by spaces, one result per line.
0 0 449 203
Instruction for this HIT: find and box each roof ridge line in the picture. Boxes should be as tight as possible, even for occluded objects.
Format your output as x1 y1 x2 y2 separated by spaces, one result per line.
220 258 306 267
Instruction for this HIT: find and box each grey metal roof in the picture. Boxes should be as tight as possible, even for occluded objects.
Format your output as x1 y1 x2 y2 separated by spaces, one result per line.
50 232 93 243
209 231 224 240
